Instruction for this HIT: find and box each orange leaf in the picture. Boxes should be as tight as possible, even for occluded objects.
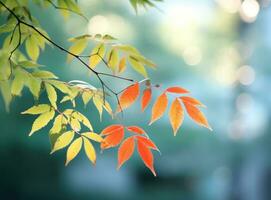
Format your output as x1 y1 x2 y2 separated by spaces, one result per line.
141 88 152 111
149 92 168 125
179 96 205 107
137 140 156 176
136 136 159 151
118 82 140 112
169 98 184 136
126 126 145 134
183 102 212 130
101 125 125 149
118 136 135 169
101 124 124 136
166 86 189 94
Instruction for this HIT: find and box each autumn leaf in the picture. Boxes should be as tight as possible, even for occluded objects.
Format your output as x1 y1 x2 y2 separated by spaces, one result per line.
126 126 145 134
166 86 189 94
179 96 206 107
169 98 184 136
183 102 212 130
118 57 126 74
149 92 168 125
83 138 96 165
101 125 125 149
118 136 135 169
65 137 82 166
141 88 152 111
136 135 159 152
137 139 156 176
117 82 140 112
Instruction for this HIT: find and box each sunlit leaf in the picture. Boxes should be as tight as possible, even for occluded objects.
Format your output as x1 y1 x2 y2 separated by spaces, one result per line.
169 98 184 136
126 126 145 134
166 86 189 94
118 136 135 169
179 96 205 107
89 43 105 68
67 38 88 62
51 130 75 153
136 135 159 151
29 109 55 136
141 88 151 111
83 138 96 164
149 92 168 125
129 56 148 77
81 132 103 143
45 83 57 108
65 137 82 166
22 104 51 115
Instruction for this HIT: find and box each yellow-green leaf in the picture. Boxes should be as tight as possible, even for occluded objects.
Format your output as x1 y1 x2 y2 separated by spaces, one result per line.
93 95 103 120
82 132 103 142
129 56 148 77
29 109 55 136
89 43 105 69
83 138 96 164
50 114 67 134
26 77 41 99
82 91 93 106
51 130 75 153
22 104 51 115
32 70 58 79
47 80 71 94
67 38 88 62
107 49 118 71
45 83 57 108
25 35 40 61
65 137 82 166
11 70 25 96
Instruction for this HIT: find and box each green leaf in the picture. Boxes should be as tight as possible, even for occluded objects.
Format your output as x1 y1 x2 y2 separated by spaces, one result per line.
51 130 75 153
25 35 40 61
32 70 58 79
45 83 58 108
67 38 88 62
129 56 148 77
65 137 82 166
89 43 105 69
83 138 96 164
18 60 42 68
29 109 55 136
81 132 103 143
22 104 51 115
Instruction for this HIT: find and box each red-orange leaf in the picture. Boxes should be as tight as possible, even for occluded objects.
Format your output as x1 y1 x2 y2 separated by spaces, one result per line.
101 125 125 149
118 136 135 169
149 93 168 125
137 140 156 176
166 86 189 94
183 102 212 130
136 136 159 151
101 124 124 135
169 98 184 136
118 82 140 112
141 88 152 111
126 126 145 134
179 96 205 107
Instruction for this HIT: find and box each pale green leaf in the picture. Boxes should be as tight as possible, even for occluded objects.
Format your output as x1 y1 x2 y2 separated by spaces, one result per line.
25 35 40 61
32 70 58 79
67 38 88 62
22 104 51 115
45 83 57 108
129 56 148 77
11 70 26 96
26 77 41 99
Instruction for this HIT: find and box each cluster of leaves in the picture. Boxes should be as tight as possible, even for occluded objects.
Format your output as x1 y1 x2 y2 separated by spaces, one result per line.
130 0 163 12
0 0 211 176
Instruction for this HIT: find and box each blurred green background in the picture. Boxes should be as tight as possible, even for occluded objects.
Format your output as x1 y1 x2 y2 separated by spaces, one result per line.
1 0 271 199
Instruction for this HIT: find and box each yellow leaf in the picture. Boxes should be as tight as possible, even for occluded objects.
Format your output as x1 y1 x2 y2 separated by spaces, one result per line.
11 70 26 96
67 38 87 62
83 138 96 164
82 132 103 142
47 80 71 94
32 70 58 79
29 109 55 136
45 83 57 108
26 77 41 99
89 43 105 69
70 117 81 132
107 48 118 72
22 104 51 115
93 95 103 120
82 91 93 106
65 137 82 166
129 56 148 77
118 57 126 74
50 114 67 134
72 111 93 131
51 130 75 153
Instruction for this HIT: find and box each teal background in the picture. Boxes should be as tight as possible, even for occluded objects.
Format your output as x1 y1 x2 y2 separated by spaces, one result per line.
1 0 271 199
